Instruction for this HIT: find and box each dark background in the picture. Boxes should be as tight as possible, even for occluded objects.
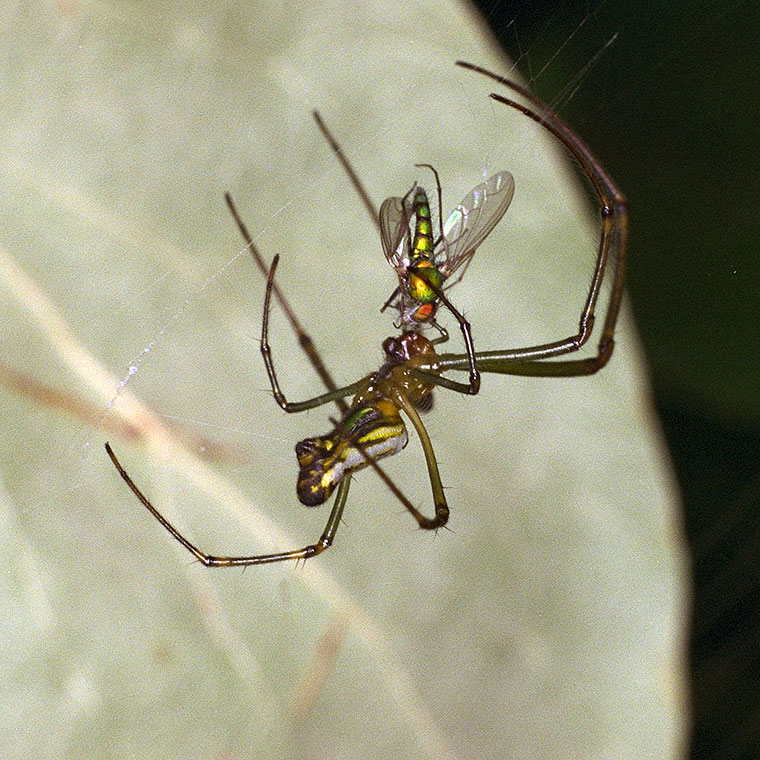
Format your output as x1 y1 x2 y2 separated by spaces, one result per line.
470 0 760 757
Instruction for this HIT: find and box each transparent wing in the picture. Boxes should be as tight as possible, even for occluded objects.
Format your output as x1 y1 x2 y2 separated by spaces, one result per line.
441 170 515 277
379 194 413 272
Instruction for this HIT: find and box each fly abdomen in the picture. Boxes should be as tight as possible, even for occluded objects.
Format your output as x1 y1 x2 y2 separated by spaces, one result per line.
408 188 443 320
412 187 434 260
295 399 408 506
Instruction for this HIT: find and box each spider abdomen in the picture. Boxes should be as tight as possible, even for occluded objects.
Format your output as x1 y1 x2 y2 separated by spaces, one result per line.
295 398 408 507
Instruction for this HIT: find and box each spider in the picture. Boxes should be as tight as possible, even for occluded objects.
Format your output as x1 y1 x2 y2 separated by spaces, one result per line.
105 60 627 567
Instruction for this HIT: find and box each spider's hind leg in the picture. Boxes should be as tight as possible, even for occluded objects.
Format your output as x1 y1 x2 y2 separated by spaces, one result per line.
105 442 352 566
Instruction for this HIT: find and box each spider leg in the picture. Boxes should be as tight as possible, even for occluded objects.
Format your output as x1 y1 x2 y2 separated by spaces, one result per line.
225 193 350 415
105 442 351 565
379 285 401 315
233 110 386 411
391 391 449 529
454 61 628 375
441 352 613 378
312 110 379 231
428 320 450 346
260 254 362 413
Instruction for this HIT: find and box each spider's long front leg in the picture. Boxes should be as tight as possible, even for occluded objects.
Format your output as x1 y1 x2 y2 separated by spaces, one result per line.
105 442 351 565
260 255 362 413
454 61 628 375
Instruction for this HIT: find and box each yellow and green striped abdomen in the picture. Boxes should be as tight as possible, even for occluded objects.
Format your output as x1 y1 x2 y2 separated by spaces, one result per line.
295 398 408 506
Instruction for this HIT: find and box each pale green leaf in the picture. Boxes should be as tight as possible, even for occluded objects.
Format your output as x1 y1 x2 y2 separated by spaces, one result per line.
0 2 687 758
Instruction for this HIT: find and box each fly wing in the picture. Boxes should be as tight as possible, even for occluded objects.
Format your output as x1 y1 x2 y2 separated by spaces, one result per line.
379 194 413 273
441 171 515 278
